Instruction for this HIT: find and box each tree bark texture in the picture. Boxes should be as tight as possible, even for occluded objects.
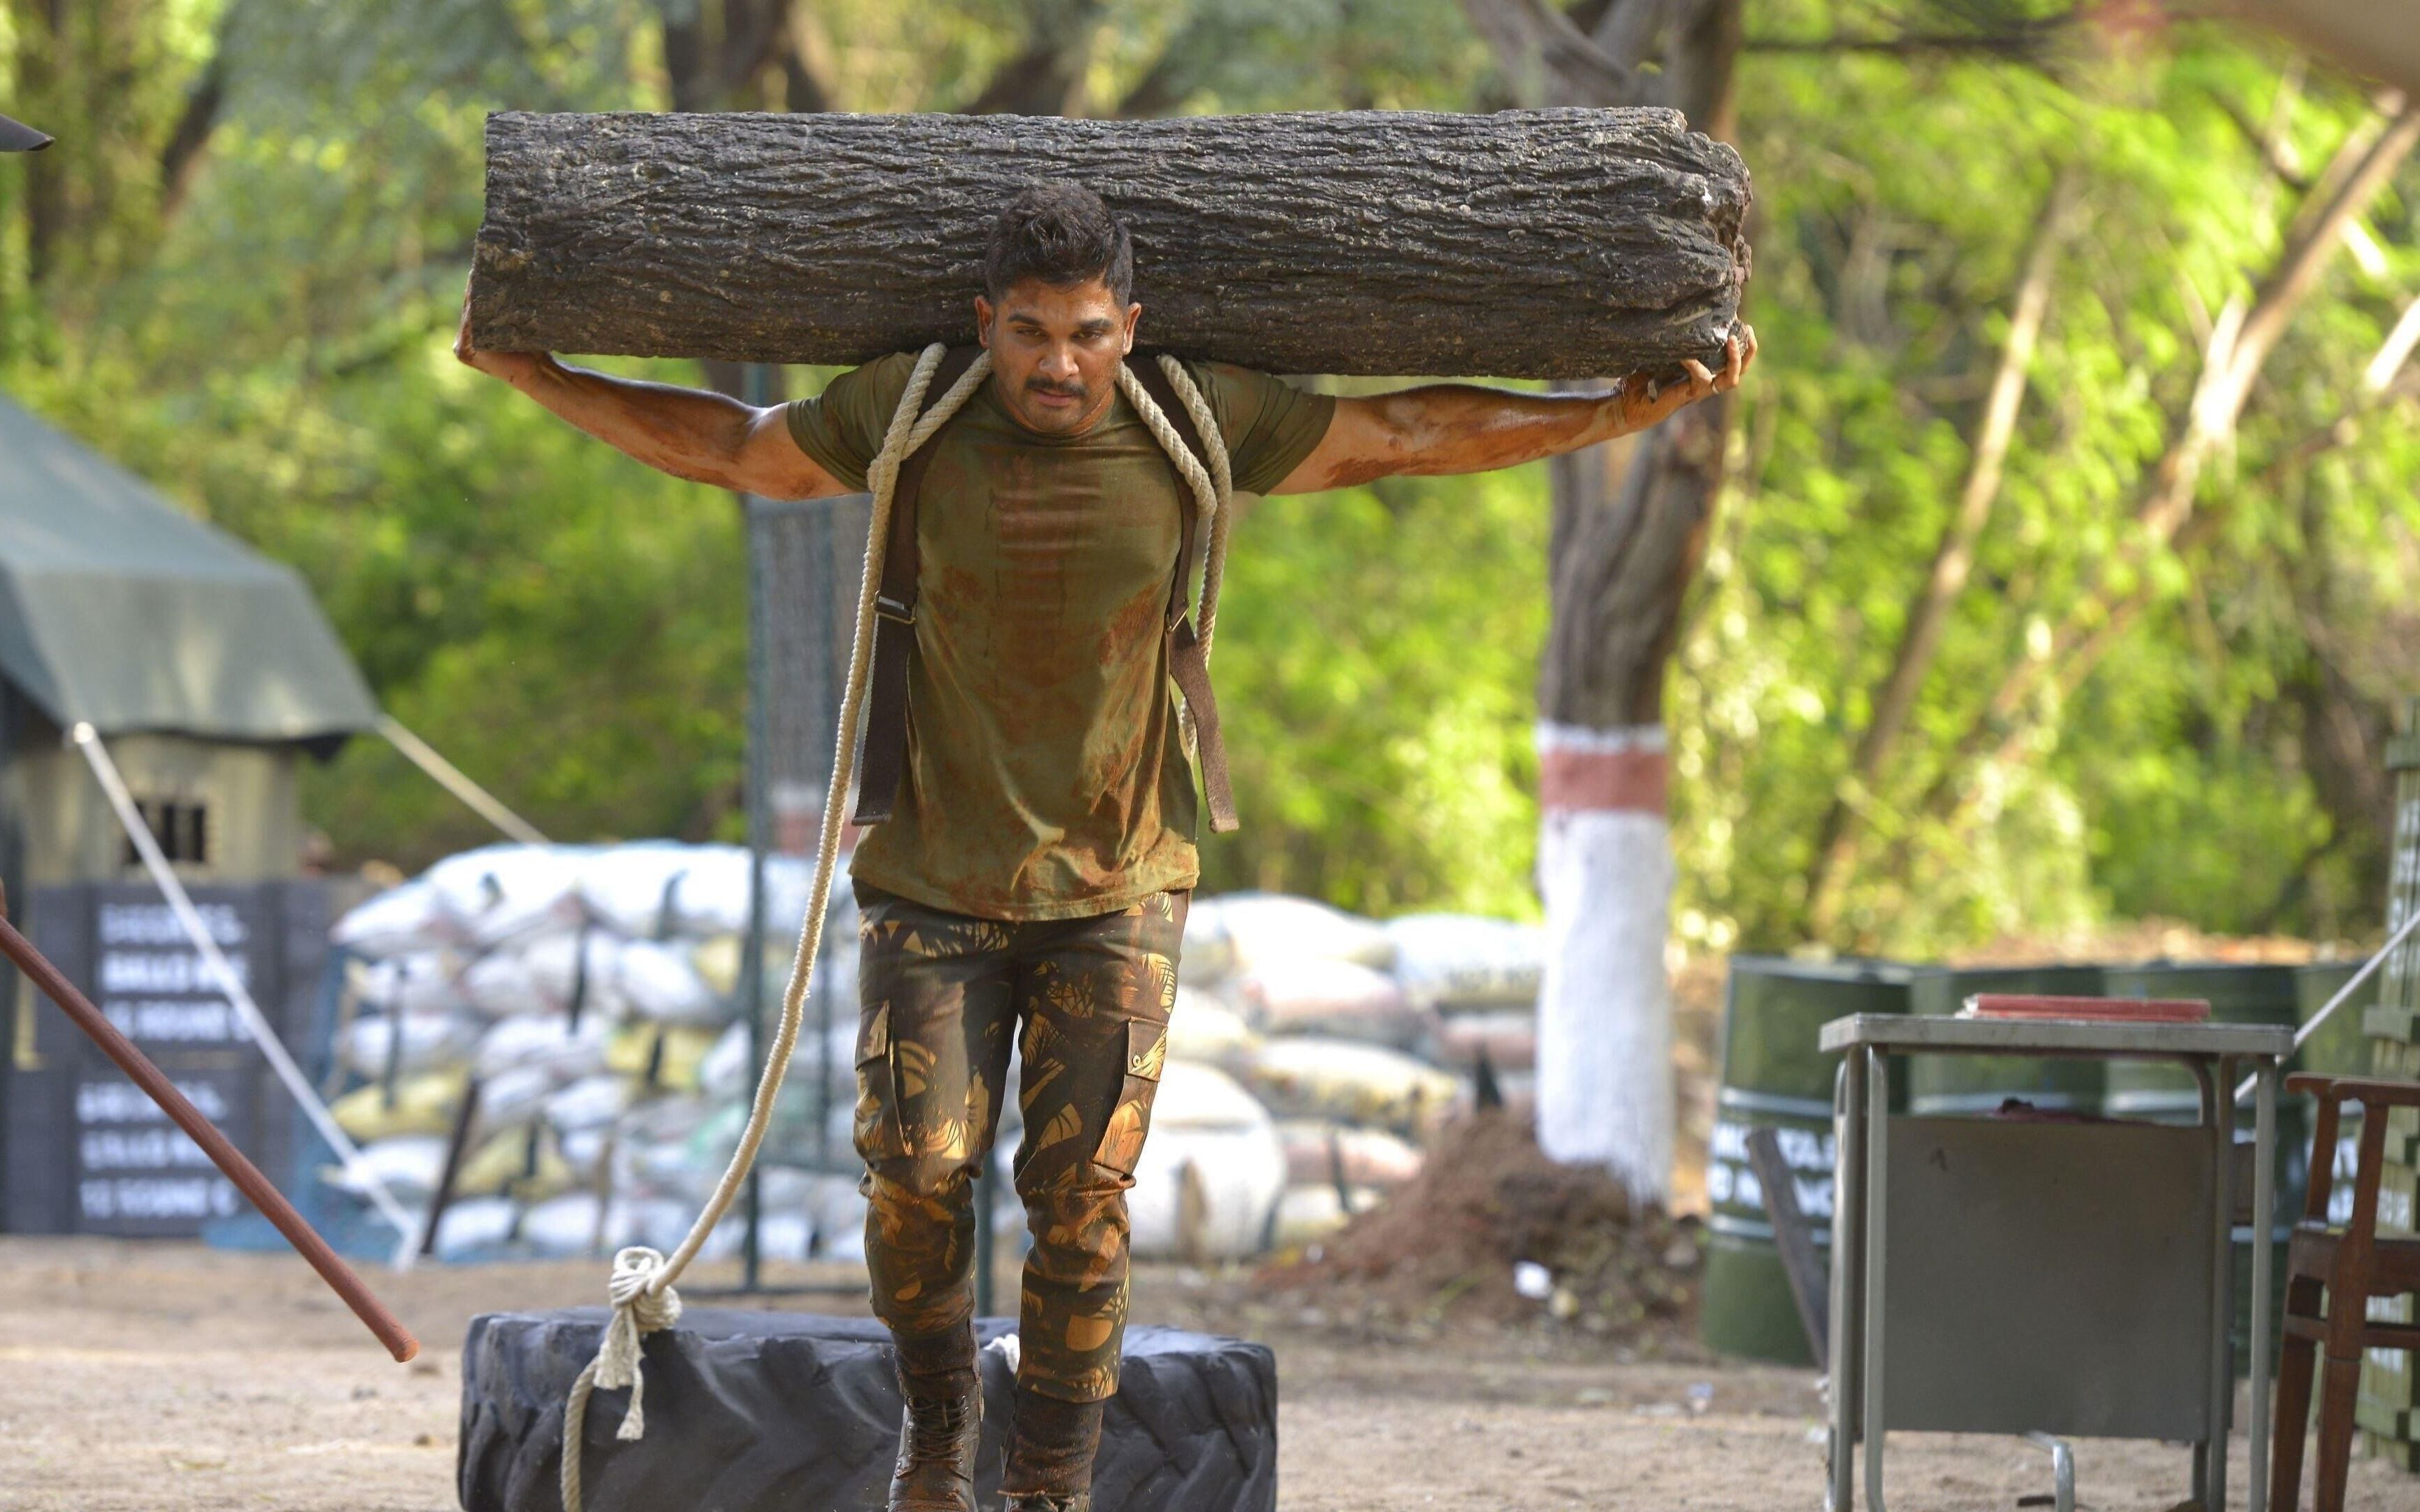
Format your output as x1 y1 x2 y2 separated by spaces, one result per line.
468 107 1751 378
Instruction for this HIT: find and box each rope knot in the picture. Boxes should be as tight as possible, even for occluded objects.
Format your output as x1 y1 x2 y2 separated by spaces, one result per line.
589 1245 680 1444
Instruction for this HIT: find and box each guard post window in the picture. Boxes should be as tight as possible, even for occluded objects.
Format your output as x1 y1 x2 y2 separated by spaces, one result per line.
123 799 209 867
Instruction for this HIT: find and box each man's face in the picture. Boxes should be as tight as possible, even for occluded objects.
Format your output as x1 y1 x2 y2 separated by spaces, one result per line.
974 276 1141 436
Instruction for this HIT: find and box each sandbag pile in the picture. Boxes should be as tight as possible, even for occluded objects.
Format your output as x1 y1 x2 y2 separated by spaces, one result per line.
324 842 867 1264
318 849 1543 1266
1143 895 1544 1258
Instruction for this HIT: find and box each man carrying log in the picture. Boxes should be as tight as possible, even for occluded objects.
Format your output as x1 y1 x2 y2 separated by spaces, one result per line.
458 180 1749 1512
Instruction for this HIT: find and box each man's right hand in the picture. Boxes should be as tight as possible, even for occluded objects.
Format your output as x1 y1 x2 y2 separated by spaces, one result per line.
454 280 548 384
448 272 846 499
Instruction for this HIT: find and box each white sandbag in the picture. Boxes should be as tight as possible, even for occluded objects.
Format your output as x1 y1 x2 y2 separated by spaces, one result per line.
519 1193 610 1257
1237 1037 1462 1135
431 1196 520 1259
791 1170 870 1256
558 1124 613 1183
617 939 722 1025
1386 912 1545 1008
477 1064 557 1132
1433 1008 1538 1072
577 843 737 937
1210 892 1395 973
338 1009 480 1080
1178 902 1237 986
1167 989 1258 1065
618 1196 704 1255
704 1018 854 1102
752 1212 814 1264
1235 958 1431 1050
426 844 590 948
1268 1182 1381 1249
1277 1120 1426 1190
545 1072 635 1133
334 881 454 958
327 1134 450 1203
697 1021 753 1102
515 930 628 1020
1127 1072 1287 1261
473 1012 611 1081
352 952 463 1016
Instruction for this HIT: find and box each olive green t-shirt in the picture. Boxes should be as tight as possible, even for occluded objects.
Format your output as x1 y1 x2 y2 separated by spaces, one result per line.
788 354 1333 921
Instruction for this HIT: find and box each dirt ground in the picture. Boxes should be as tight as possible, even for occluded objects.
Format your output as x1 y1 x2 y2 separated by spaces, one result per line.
0 1238 2412 1511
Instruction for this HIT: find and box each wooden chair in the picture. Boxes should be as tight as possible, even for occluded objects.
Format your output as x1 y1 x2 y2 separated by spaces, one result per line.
2270 1074 2420 1512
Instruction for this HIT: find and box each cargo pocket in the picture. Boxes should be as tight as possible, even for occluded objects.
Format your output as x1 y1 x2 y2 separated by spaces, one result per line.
1092 1017 1169 1179
852 1002 905 1162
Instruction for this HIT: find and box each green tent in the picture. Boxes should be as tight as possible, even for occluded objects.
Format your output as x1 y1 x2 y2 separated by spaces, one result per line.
0 394 376 742
0 394 377 886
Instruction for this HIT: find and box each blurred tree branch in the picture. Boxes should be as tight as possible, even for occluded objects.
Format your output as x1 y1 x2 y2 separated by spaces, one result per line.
1802 169 2082 935
1869 106 2420 890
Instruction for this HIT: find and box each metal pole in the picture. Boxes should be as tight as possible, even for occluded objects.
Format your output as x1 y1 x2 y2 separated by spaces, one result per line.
739 361 774 1293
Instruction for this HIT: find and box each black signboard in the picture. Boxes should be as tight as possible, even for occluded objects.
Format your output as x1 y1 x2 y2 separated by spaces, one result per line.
1 881 330 1237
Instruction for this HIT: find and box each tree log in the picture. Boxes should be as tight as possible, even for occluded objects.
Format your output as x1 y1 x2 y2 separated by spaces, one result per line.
468 107 1751 378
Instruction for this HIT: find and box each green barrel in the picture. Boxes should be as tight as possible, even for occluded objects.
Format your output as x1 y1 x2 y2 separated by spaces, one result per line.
1704 956 1913 1366
1907 964 2107 1116
2103 961 2308 1374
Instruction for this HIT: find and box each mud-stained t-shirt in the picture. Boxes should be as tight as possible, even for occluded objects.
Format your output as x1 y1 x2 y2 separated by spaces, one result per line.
787 354 1334 922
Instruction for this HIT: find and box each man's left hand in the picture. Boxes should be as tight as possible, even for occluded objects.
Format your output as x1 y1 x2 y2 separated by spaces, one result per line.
1612 321 1757 432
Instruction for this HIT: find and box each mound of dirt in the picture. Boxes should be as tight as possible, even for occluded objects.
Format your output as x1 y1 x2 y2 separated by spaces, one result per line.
1260 1110 1701 1346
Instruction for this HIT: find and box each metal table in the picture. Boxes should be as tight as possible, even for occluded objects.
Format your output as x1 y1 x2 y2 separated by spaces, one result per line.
1820 1014 2293 1512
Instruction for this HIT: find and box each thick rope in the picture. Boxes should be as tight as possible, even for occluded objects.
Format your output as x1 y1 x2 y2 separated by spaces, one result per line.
557 348 1226 1509
1117 356 1234 656
560 342 989 1511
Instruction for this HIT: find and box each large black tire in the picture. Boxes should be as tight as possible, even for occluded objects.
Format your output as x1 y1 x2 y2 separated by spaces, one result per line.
457 1310 1277 1511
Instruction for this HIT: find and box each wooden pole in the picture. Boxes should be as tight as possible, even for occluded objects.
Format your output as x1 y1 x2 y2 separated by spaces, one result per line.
0 882 420 1362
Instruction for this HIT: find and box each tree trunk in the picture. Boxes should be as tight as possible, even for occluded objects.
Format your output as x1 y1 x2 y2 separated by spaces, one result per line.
466 107 1751 378
1463 0 1745 1208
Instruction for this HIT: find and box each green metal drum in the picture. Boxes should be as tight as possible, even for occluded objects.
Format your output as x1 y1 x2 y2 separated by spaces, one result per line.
1906 965 2107 1116
1704 956 1913 1366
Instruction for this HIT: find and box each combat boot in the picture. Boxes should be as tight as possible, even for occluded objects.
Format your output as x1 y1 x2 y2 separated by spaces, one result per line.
1001 1390 1105 1512
887 1324 983 1512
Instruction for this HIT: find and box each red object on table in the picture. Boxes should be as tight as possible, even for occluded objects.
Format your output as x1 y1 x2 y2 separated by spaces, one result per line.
1962 993 2212 1024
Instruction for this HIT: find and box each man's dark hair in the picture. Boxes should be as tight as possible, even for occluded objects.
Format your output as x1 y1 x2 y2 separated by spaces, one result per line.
984 180 1134 306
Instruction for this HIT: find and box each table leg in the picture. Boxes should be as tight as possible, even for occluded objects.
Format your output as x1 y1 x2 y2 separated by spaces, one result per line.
1862 1047 1891 1512
2246 1060 2276 1512
2200 1057 2233 1512
1828 1056 1865 1512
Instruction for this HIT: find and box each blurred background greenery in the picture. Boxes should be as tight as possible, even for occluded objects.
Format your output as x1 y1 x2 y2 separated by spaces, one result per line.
4 0 2414 955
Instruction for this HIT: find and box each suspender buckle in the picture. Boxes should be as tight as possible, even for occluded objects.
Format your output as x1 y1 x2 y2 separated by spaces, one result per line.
875 595 915 626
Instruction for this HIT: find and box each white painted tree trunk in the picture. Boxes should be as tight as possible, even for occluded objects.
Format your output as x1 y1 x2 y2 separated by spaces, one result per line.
1534 720 1675 1208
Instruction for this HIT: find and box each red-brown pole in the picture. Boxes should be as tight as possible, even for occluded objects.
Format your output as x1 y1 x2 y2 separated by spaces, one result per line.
0 883 419 1362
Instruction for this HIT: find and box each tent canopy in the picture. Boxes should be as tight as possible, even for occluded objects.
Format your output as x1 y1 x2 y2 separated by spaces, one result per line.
0 395 379 743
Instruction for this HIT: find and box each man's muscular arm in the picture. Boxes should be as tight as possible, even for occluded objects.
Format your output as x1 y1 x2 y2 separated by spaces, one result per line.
1269 324 1755 496
453 297 847 500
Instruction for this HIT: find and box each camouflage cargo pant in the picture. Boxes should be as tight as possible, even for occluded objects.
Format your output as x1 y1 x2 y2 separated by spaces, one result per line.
852 882 1183 1404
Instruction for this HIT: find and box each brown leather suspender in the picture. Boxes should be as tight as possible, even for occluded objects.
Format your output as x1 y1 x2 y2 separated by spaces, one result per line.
1126 357 1239 834
849 351 1238 834
851 345 980 826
